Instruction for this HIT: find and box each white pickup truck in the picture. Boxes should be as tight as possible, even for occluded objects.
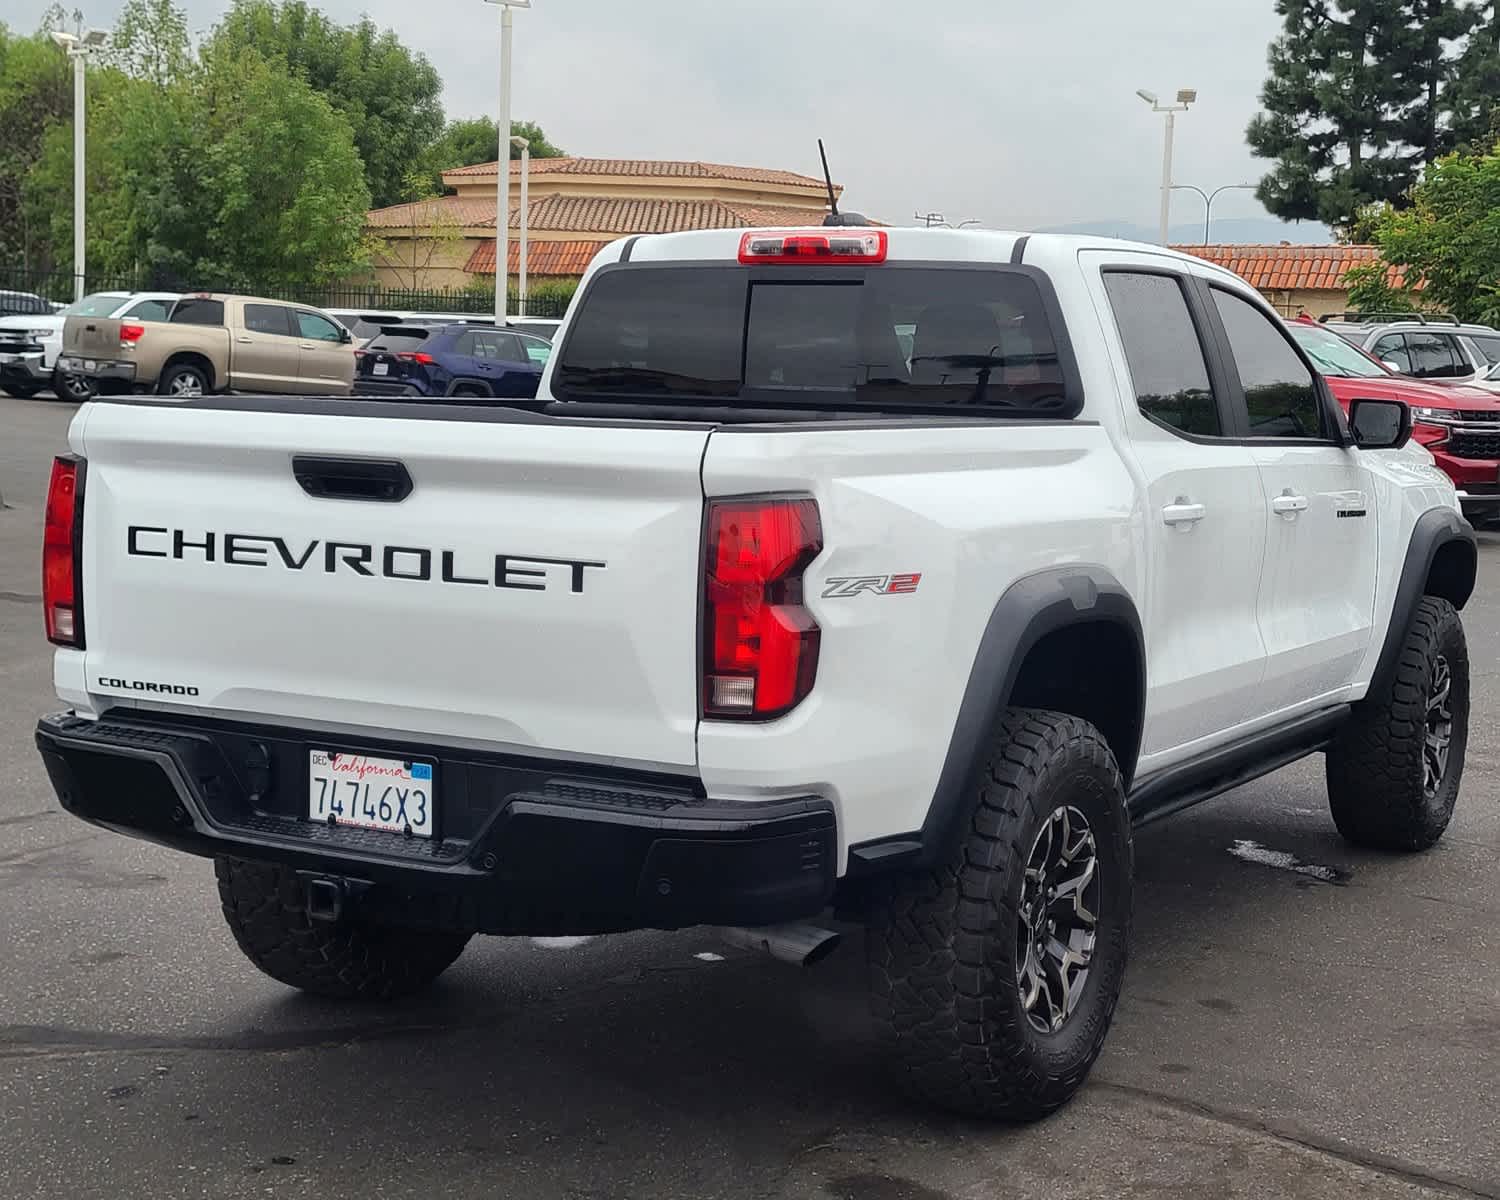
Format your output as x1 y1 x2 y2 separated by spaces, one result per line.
34 227 1476 1121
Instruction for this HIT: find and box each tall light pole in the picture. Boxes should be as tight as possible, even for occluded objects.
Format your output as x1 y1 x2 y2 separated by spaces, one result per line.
50 27 108 301
1136 87 1196 245
1170 182 1258 244
510 135 529 317
482 0 529 325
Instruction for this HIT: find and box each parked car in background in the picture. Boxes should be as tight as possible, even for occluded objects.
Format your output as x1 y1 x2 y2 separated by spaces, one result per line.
0 291 178 400
0 289 50 318
1319 312 1500 385
327 308 560 347
354 323 548 398
60 293 354 397
1289 317 1500 523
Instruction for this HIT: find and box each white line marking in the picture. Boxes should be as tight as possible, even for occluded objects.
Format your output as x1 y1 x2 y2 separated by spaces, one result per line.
1228 839 1346 883
694 952 725 962
529 936 594 950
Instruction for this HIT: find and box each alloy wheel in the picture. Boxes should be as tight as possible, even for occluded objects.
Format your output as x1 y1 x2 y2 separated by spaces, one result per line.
1424 654 1453 799
169 373 204 397
1016 805 1100 1034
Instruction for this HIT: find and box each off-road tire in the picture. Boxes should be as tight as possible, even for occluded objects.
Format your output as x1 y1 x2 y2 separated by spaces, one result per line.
1326 596 1468 851
215 856 470 1000
867 708 1132 1121
0 381 41 398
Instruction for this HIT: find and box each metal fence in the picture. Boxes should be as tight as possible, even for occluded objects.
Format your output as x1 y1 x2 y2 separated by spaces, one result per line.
0 267 571 320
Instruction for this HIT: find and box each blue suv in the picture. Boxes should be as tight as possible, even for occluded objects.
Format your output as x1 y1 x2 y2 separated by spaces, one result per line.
354 323 550 399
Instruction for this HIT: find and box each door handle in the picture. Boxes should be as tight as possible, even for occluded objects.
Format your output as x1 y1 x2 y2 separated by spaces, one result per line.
1162 499 1206 527
1271 492 1310 518
299 343 317 350
236 336 254 344
292 456 413 503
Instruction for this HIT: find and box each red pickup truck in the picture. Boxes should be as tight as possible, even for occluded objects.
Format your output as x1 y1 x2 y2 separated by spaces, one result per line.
1289 318 1500 524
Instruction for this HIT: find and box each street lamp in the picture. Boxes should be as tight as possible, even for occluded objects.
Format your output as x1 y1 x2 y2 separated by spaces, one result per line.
482 0 529 324
50 27 108 302
1169 182 1258 244
1136 87 1196 245
510 134 529 317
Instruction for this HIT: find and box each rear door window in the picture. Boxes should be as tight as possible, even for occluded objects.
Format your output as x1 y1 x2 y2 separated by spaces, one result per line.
243 304 293 336
1102 271 1221 437
1406 331 1466 379
170 298 225 326
555 266 1076 415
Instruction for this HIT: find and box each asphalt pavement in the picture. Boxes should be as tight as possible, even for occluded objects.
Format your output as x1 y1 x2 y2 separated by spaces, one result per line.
0 392 1496 1199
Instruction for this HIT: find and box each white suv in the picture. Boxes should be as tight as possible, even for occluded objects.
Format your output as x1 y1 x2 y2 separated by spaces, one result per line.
35 228 1475 1121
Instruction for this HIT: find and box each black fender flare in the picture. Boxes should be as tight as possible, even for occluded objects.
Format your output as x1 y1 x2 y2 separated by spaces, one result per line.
444 377 493 397
847 565 1144 875
1368 507 1476 698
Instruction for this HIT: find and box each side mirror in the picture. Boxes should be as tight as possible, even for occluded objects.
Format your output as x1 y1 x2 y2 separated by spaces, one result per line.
339 326 353 344
1381 360 1404 373
1349 398 1412 450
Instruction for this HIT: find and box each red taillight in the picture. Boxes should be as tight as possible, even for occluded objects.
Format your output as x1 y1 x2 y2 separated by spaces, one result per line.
1413 421 1450 448
118 323 145 344
397 351 435 365
737 229 887 265
702 497 822 719
43 455 84 647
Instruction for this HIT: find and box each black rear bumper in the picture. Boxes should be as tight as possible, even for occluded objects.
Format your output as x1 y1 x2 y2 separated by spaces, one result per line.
35 712 837 935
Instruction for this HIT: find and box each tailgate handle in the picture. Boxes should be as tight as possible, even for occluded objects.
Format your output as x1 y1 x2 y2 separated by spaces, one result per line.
292 456 412 503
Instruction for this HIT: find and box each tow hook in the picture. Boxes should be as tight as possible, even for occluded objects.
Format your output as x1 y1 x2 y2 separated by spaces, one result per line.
297 873 370 923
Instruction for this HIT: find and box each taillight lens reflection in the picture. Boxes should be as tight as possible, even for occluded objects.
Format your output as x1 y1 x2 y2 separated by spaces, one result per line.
43 455 83 647
702 497 822 719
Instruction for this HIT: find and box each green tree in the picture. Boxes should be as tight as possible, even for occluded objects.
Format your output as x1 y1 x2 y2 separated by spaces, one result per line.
1355 147 1500 322
419 115 566 191
1247 0 1474 232
204 0 443 208
0 23 71 267
107 0 191 87
1449 3 1500 152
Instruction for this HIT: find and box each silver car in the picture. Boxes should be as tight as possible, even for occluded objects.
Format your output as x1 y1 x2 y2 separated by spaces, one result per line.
1320 312 1500 386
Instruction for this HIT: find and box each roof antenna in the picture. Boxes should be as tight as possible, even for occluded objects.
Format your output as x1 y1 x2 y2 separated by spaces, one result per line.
818 139 869 227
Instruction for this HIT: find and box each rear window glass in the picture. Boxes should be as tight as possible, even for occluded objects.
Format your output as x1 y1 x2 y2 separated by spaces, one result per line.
366 330 430 354
555 266 1075 416
170 298 225 326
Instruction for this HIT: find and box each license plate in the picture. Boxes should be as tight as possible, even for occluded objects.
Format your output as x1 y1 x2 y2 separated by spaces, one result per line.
373 362 389 376
0 353 18 364
307 750 434 837
83 359 97 372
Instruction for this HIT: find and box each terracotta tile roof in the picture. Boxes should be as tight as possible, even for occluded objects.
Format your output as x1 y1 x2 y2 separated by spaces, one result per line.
1173 243 1412 290
464 238 612 277
443 156 833 189
364 196 497 229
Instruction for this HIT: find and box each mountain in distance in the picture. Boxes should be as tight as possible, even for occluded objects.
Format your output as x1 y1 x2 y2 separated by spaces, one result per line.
1035 216 1334 245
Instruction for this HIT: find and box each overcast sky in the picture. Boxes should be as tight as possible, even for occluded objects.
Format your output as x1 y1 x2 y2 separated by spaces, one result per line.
11 0 1313 234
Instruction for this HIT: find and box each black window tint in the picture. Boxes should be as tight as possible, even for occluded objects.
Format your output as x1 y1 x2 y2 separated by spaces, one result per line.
1373 334 1412 374
1102 272 1220 437
557 266 1070 414
243 304 291 336
492 331 526 361
558 269 743 398
366 331 429 354
1406 331 1464 379
1211 288 1322 439
170 298 225 326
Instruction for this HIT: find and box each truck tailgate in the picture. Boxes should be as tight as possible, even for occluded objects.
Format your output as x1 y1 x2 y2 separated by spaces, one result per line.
63 315 123 359
75 402 710 767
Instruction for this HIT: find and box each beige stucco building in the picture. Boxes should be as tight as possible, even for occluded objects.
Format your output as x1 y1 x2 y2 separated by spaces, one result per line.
365 157 840 290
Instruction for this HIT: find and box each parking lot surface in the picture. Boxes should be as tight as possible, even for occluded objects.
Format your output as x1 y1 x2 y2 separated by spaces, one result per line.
1 393 1496 1199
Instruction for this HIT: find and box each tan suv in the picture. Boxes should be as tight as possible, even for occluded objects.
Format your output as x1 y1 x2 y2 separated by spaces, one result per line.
60 293 355 397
